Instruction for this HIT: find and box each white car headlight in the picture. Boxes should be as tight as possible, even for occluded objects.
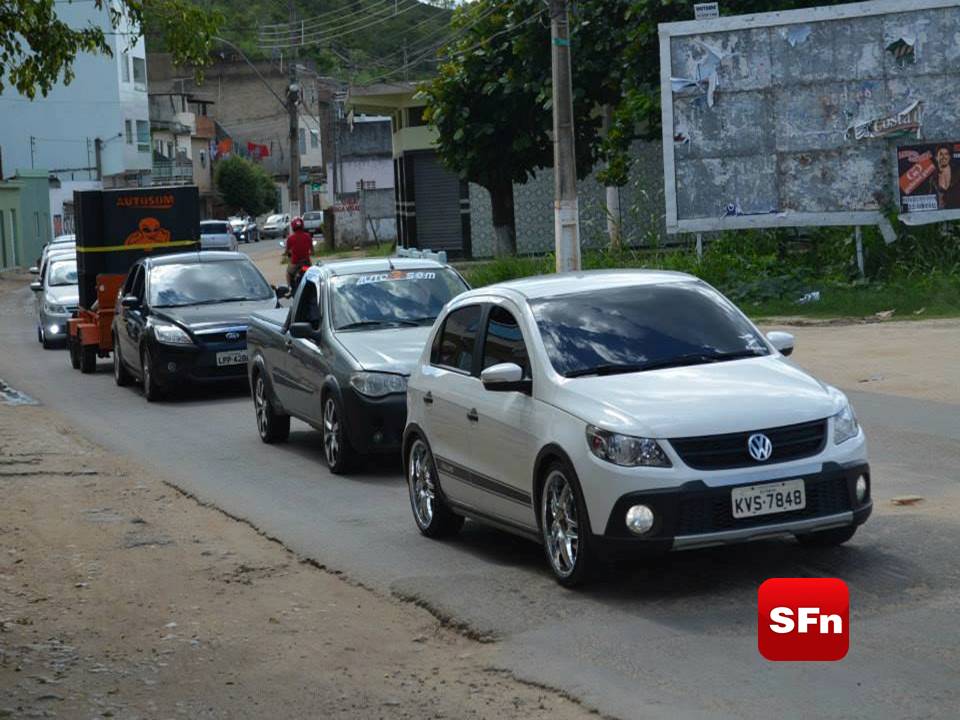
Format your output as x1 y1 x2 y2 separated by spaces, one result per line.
153 323 193 345
44 300 67 314
833 402 859 444
349 372 408 397
586 425 672 468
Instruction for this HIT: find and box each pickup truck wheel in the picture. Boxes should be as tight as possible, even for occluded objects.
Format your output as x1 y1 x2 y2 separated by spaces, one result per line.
254 374 290 443
113 334 132 387
323 394 356 474
407 437 464 538
79 344 97 374
68 336 80 369
141 348 163 402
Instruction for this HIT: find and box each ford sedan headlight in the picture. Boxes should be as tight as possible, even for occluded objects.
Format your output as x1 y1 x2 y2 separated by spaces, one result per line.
350 371 408 397
833 402 859 444
586 425 671 467
153 323 193 345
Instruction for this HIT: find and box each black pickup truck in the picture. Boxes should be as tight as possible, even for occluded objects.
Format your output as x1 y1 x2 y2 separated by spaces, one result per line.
246 258 469 473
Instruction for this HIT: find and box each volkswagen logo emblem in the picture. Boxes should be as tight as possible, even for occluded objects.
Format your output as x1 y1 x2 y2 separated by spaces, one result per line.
225 331 241 341
747 433 773 462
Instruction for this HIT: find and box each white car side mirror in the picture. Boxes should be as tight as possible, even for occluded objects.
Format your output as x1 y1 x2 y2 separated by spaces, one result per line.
766 331 795 357
480 362 531 393
29 266 39 274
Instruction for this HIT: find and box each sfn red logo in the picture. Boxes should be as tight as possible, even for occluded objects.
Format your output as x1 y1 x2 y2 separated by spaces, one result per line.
758 578 849 661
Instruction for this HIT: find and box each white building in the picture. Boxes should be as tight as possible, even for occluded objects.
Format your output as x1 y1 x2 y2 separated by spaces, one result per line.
0 1 152 231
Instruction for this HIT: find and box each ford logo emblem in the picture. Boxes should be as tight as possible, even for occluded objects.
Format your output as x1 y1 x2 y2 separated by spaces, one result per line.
225 331 241 341
747 433 773 462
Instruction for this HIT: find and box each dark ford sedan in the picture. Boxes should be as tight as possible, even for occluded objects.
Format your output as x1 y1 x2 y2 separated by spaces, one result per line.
111 251 281 401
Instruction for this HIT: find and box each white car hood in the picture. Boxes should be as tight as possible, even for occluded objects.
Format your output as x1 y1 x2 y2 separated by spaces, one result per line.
335 326 432 374
44 286 79 307
553 356 841 439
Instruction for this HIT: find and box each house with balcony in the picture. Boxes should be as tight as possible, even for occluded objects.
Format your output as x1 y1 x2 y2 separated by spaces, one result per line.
148 92 216 216
0 0 153 237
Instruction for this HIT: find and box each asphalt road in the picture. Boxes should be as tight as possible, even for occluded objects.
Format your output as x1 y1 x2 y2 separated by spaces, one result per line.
3 280 959 719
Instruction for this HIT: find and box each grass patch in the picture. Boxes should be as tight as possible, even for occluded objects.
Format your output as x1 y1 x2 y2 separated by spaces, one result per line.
457 227 960 320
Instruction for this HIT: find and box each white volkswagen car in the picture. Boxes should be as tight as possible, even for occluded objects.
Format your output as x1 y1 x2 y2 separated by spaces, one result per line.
403 270 871 586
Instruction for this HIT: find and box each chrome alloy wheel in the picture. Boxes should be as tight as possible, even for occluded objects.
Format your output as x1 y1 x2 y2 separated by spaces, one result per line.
254 375 268 438
541 470 579 578
323 397 341 467
408 439 435 528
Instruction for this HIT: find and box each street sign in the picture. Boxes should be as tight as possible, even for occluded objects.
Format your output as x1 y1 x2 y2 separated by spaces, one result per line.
694 3 719 20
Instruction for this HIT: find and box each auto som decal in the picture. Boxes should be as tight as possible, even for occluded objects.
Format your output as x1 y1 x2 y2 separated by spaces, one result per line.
356 271 436 285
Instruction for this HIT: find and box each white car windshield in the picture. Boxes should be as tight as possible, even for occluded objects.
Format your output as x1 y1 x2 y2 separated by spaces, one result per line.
47 260 78 287
149 260 273 307
529 282 769 378
331 268 468 331
267 215 284 223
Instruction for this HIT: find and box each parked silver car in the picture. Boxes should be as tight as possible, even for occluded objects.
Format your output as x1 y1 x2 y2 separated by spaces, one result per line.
200 220 239 251
261 213 290 238
30 255 79 348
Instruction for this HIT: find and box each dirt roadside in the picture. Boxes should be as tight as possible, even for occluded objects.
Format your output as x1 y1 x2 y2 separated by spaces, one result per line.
0 402 595 720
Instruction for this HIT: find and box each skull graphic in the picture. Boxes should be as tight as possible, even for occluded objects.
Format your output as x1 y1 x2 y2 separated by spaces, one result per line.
125 217 172 246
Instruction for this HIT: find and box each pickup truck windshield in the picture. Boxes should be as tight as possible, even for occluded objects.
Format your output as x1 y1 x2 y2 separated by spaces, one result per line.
149 260 273 307
530 282 769 378
331 268 468 331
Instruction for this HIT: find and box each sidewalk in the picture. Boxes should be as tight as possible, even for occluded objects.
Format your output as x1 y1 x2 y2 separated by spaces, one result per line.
0 401 591 720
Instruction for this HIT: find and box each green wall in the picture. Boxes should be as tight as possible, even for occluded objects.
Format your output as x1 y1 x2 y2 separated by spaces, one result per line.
0 184 22 270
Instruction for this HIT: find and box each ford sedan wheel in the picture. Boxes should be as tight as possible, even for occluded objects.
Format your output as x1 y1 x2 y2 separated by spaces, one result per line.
407 437 463 538
322 395 355 474
540 464 593 587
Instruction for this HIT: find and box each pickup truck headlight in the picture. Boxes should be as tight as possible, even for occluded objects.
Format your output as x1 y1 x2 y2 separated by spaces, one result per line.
833 402 859 444
349 372 407 397
153 322 193 345
43 300 67 314
586 425 671 468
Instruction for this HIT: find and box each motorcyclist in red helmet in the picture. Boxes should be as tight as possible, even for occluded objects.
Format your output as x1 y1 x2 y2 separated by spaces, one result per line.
285 216 313 288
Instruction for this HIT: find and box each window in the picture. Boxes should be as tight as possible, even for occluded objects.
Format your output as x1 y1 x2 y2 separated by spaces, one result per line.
529 283 768 378
293 279 321 330
132 57 147 90
122 265 140 296
408 106 428 127
125 120 133 145
121 51 130 82
136 121 150 153
128 266 145 302
298 128 306 155
432 305 482 373
200 151 207 169
482 306 530 377
310 130 319 148
356 180 376 191
166 141 173 158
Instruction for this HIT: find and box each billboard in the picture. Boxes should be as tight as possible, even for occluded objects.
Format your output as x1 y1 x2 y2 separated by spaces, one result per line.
659 0 960 237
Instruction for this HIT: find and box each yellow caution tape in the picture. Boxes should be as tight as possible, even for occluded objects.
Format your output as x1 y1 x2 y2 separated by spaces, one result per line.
76 240 200 253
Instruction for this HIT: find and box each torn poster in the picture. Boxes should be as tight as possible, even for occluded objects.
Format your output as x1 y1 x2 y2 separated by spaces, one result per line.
670 40 728 108
898 142 960 212
781 25 813 48
886 36 917 66
845 100 923 141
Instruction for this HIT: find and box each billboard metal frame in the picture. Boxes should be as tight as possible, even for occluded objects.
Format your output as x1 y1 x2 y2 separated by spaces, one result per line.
658 0 960 239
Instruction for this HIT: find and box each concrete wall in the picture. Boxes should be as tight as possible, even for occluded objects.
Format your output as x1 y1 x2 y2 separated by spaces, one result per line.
3 170 53 265
0 2 150 184
469 141 666 257
49 180 101 236
0 185 21 269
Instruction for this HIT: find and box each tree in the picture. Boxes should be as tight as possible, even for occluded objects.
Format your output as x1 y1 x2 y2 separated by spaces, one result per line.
420 0 634 256
0 0 222 98
215 156 277 217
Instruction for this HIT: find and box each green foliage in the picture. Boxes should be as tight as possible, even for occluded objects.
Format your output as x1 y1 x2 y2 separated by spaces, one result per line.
460 225 960 319
215 155 278 217
0 0 222 98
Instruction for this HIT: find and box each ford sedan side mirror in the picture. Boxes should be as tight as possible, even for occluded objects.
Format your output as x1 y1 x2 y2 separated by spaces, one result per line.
120 294 140 309
766 331 795 357
30 281 43 292
481 362 532 394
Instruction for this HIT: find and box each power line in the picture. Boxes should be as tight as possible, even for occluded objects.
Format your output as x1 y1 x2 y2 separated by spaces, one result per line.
258 0 398 36
259 0 423 49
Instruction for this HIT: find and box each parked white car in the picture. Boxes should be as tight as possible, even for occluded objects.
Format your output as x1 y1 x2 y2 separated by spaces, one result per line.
199 220 239 251
262 213 290 238
403 270 871 586
301 210 324 236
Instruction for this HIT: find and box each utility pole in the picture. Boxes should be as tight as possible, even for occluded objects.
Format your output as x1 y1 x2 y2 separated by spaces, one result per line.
287 0 301 217
30 136 36 169
550 0 580 272
94 138 103 181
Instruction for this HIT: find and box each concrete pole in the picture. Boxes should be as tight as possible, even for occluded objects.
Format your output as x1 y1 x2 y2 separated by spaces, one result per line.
287 0 300 216
602 105 621 251
855 225 864 277
550 0 581 273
